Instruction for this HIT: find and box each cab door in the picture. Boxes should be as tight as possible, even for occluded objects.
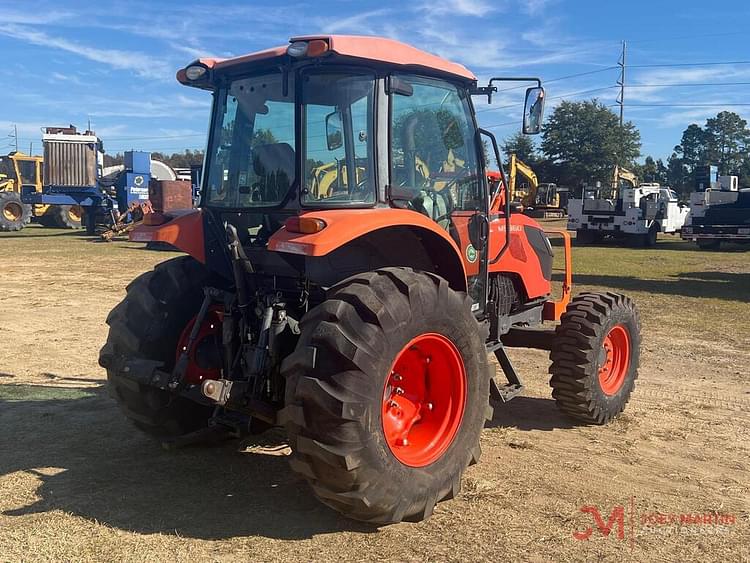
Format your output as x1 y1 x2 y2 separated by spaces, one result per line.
388 74 489 309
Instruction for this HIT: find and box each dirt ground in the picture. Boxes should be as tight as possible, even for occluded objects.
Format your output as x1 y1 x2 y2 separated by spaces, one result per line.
1 224 748 562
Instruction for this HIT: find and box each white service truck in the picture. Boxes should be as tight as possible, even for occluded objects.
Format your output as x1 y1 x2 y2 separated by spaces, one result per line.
567 183 689 247
682 175 750 250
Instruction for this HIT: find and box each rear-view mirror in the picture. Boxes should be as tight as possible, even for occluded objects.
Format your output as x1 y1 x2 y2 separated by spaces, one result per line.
523 86 545 135
325 110 343 151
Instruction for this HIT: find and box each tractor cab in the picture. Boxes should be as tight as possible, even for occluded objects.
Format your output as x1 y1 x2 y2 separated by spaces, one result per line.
157 35 546 310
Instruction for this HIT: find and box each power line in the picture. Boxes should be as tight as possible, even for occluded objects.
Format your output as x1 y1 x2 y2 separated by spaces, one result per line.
490 66 619 95
627 103 750 107
629 60 750 68
479 85 617 114
628 81 750 88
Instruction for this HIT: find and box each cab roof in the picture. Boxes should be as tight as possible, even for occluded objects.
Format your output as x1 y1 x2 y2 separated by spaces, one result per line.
177 35 476 85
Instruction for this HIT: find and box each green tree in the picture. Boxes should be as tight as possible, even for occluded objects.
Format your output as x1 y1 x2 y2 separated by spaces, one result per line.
703 111 749 175
666 152 689 195
502 132 537 165
673 123 708 174
540 99 641 186
635 156 668 184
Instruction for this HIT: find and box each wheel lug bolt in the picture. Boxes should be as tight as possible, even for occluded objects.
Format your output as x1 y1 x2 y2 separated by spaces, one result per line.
427 402 433 410
395 387 404 395
397 438 409 446
393 374 402 382
389 401 398 409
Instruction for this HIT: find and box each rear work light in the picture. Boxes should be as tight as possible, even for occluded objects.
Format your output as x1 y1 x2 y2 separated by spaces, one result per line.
287 39 329 58
285 216 326 234
185 64 208 80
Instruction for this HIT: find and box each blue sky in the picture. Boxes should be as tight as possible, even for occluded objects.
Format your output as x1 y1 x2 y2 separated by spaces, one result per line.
1 0 749 161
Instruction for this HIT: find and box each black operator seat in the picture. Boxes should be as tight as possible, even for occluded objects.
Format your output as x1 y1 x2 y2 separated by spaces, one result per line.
251 143 295 201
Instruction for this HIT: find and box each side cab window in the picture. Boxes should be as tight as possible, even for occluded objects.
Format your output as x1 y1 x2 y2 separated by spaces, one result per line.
389 75 483 227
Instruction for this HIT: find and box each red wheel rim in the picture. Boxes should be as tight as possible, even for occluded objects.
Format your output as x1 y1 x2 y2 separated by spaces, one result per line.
382 333 467 467
598 325 631 395
175 307 223 385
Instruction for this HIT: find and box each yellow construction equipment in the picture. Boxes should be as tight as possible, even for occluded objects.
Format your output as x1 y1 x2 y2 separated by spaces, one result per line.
507 154 537 206
0 151 82 230
506 154 566 217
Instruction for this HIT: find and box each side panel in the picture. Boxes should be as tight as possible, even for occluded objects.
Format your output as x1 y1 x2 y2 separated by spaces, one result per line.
485 214 552 299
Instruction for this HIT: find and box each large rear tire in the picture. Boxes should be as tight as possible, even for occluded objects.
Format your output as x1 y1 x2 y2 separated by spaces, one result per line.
99 256 215 438
0 191 31 231
281 268 491 524
549 292 640 424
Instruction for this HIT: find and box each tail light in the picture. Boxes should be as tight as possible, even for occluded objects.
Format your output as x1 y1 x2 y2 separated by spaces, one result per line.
285 216 326 234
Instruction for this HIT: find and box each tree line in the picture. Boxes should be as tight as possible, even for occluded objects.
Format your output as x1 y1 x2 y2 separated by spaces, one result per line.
503 100 750 195
103 149 205 169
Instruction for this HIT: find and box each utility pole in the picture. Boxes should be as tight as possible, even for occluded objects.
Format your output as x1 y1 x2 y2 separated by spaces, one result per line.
616 41 626 167
617 41 626 127
13 124 18 152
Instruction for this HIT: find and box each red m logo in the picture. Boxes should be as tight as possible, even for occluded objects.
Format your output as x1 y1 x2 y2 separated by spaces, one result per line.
573 505 625 540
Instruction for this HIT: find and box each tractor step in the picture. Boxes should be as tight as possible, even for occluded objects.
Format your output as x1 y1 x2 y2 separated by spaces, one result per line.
491 381 525 402
488 343 525 402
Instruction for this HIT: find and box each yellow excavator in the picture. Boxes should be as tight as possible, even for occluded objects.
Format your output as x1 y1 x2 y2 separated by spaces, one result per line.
507 154 537 206
507 154 566 218
0 152 82 231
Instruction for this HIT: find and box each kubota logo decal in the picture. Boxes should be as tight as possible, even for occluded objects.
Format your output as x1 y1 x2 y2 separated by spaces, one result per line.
465 244 477 263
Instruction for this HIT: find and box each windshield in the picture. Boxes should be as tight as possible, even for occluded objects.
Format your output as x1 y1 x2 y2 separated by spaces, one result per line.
204 70 376 208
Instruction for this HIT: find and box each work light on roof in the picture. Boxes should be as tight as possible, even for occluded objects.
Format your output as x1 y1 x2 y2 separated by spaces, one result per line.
287 41 309 58
185 65 208 80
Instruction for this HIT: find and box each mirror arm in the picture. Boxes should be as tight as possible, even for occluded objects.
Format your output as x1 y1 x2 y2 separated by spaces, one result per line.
471 77 542 104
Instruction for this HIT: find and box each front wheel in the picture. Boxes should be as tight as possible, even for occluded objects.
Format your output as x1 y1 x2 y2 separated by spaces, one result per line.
549 292 640 424
281 268 491 524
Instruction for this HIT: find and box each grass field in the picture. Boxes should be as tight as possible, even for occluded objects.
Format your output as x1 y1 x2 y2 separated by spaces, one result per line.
0 223 748 562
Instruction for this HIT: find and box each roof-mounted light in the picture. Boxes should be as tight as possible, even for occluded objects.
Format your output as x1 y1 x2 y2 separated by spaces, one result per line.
287 41 309 58
287 39 329 58
185 65 208 80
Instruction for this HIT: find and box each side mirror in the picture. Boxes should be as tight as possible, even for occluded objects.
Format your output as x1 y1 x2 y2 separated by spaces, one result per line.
325 110 343 151
523 86 545 135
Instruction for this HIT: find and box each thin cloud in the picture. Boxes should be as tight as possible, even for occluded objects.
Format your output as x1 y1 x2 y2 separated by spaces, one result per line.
0 24 172 80
427 0 500 16
317 8 392 34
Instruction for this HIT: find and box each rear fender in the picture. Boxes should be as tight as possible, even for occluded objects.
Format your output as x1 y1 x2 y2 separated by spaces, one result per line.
130 209 206 263
268 208 468 291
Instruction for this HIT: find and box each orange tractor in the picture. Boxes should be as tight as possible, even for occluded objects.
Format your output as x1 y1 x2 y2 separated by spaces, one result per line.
99 36 641 524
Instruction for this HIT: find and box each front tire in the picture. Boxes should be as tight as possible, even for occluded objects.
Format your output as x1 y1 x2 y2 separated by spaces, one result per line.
99 256 215 438
0 191 31 231
281 268 491 524
549 292 640 424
